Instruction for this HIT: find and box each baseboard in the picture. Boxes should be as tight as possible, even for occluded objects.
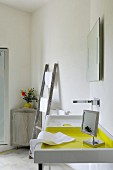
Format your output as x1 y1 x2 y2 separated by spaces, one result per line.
0 145 14 152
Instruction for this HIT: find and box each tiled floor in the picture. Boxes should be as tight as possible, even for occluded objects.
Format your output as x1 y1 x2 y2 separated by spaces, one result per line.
0 148 37 170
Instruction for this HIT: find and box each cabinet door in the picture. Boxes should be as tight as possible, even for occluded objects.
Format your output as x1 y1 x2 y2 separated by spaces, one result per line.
27 112 36 143
12 112 28 146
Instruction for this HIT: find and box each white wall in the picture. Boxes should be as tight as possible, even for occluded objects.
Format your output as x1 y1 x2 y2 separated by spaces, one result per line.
0 4 31 109
0 3 31 147
31 0 90 114
90 0 113 136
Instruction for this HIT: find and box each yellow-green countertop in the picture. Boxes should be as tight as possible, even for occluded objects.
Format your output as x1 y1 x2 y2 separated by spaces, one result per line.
41 127 113 149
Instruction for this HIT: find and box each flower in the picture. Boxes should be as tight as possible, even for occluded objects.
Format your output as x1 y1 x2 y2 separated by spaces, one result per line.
21 91 26 96
20 88 38 103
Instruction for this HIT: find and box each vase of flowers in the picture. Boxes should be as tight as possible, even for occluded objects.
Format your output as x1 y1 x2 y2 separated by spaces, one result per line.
20 88 38 108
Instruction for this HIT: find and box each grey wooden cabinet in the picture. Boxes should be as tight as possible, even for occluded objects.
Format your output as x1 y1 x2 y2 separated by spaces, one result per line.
11 108 37 146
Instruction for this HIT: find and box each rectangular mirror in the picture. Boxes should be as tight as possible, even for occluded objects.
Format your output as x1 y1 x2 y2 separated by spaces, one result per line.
87 18 102 81
81 110 99 136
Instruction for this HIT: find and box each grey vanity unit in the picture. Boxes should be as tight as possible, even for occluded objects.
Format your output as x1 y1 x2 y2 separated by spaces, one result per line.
10 108 41 147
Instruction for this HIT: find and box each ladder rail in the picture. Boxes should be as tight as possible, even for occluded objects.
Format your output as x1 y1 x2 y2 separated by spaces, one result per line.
32 64 49 139
46 63 58 115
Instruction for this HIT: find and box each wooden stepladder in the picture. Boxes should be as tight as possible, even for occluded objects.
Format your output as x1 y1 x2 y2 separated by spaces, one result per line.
32 63 58 139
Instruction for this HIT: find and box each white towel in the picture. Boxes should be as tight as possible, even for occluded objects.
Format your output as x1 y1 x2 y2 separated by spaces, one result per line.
30 131 75 158
30 139 39 158
40 131 75 145
45 71 52 88
30 131 45 158
40 97 48 113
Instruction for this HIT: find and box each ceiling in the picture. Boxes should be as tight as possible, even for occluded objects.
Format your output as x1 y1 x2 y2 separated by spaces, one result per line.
0 0 50 13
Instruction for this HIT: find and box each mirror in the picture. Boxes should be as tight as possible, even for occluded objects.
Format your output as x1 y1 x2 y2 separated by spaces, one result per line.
81 110 104 147
87 18 101 81
81 110 99 136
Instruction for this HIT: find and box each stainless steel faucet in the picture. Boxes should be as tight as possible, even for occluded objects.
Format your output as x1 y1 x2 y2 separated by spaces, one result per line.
73 98 100 107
